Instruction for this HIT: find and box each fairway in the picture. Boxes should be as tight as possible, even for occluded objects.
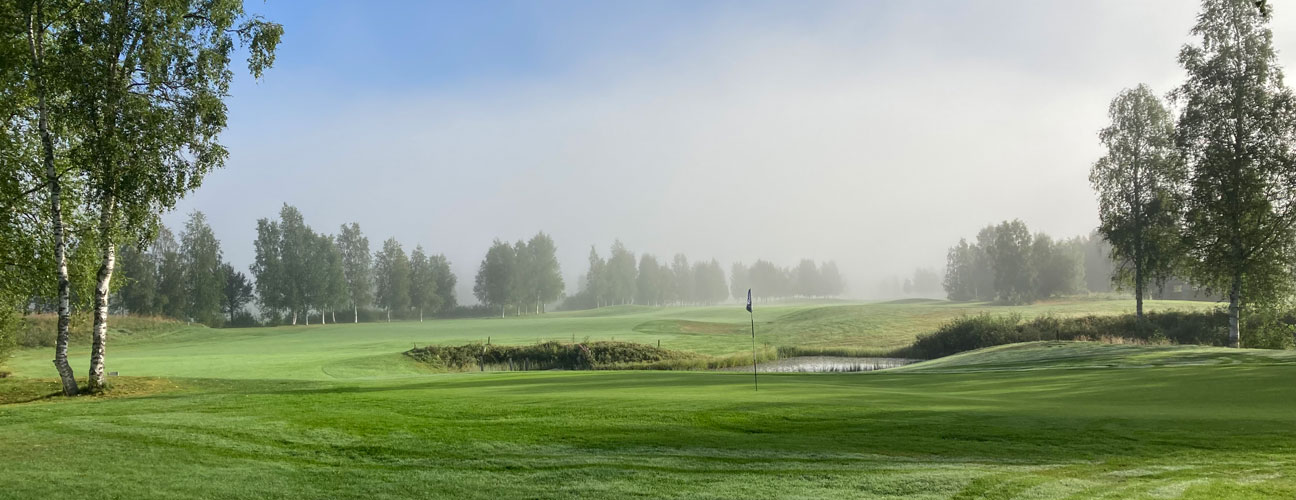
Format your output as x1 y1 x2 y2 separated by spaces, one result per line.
6 299 1294 499
2 298 1216 380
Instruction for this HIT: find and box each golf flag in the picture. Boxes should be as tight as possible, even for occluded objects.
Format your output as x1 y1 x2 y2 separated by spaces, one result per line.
746 288 752 313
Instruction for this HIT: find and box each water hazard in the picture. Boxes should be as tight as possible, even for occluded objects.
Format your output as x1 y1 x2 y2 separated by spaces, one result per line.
720 356 918 373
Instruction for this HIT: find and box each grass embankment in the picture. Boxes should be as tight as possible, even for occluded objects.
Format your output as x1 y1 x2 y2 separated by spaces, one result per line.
2 342 1296 498
16 314 197 348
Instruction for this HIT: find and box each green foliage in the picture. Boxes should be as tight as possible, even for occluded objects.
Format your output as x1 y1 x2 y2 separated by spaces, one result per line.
336 222 372 312
900 310 1233 359
405 340 702 371
219 263 253 325
1091 84 1182 314
373 237 411 318
472 239 514 314
180 211 224 325
1175 0 1296 346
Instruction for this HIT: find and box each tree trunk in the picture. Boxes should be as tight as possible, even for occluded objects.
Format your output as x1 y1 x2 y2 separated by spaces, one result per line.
292 311 297 325
87 201 117 392
353 304 358 323
332 310 336 324
1134 258 1144 321
419 308 423 322
501 305 505 319
1228 274 1242 348
305 310 309 325
320 309 326 325
29 4 77 396
387 309 391 322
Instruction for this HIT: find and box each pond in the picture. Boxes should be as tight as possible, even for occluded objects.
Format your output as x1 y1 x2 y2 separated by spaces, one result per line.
718 356 919 373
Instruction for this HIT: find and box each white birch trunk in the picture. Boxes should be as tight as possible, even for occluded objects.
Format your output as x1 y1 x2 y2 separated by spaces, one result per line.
88 203 117 392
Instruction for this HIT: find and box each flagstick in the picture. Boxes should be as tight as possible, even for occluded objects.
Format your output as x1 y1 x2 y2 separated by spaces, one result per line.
750 309 758 392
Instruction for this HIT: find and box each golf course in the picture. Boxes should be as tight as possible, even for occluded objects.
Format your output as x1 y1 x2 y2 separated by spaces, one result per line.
4 298 1293 499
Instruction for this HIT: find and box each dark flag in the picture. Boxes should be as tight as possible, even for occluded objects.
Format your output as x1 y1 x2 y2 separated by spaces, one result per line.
747 288 757 391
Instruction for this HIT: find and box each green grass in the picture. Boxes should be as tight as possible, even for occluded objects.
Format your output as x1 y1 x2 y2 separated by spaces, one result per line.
5 298 1290 499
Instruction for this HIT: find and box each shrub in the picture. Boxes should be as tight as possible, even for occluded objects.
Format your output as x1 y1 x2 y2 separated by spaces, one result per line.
899 310 1232 359
404 340 774 371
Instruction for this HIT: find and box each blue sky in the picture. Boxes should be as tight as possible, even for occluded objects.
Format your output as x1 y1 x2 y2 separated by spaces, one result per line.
165 1 1296 301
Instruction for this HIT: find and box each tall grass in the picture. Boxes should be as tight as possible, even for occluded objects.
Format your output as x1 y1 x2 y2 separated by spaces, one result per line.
17 314 188 348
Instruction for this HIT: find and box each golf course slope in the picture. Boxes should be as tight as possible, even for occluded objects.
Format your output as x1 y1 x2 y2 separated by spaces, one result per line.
1 301 1291 499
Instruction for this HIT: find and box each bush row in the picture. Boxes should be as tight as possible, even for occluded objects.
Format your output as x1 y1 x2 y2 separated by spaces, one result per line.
895 308 1296 359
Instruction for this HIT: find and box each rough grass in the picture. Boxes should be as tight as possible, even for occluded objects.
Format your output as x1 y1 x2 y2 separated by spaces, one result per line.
2 344 1296 498
4 298 1286 499
16 314 195 348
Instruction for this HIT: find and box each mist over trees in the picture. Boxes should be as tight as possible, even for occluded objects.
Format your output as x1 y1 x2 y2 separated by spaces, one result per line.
943 221 1098 304
564 240 802 310
474 233 564 317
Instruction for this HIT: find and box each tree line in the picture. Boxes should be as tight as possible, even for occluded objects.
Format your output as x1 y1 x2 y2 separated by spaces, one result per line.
556 240 846 309
1090 0 1296 347
943 224 1116 304
472 233 564 317
252 205 458 324
0 0 282 394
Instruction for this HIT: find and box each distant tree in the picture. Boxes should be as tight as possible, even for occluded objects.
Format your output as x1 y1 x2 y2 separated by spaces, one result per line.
525 232 563 313
430 254 458 311
911 268 941 296
336 223 373 323
219 263 254 325
1174 0 1296 347
474 240 516 317
584 246 608 307
408 245 440 321
1031 233 1084 299
116 244 158 315
636 254 665 306
819 261 845 297
945 239 982 300
971 225 999 301
793 259 819 297
671 254 693 305
1091 84 1182 319
729 262 749 302
277 205 314 324
374 238 411 322
693 259 728 305
311 234 348 324
748 260 786 302
1080 231 1116 293
180 211 225 326
250 218 285 321
988 220 1034 304
155 227 187 320
606 240 637 304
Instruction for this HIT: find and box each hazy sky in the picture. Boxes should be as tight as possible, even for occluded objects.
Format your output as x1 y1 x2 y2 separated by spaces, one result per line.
162 1 1296 302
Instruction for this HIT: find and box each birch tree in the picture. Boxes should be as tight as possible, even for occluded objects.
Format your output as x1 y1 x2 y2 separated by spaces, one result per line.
1091 84 1182 320
59 0 280 390
1174 0 1296 347
336 222 372 322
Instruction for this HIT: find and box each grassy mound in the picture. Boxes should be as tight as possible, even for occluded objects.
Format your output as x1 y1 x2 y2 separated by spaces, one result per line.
17 314 195 348
894 341 1296 373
